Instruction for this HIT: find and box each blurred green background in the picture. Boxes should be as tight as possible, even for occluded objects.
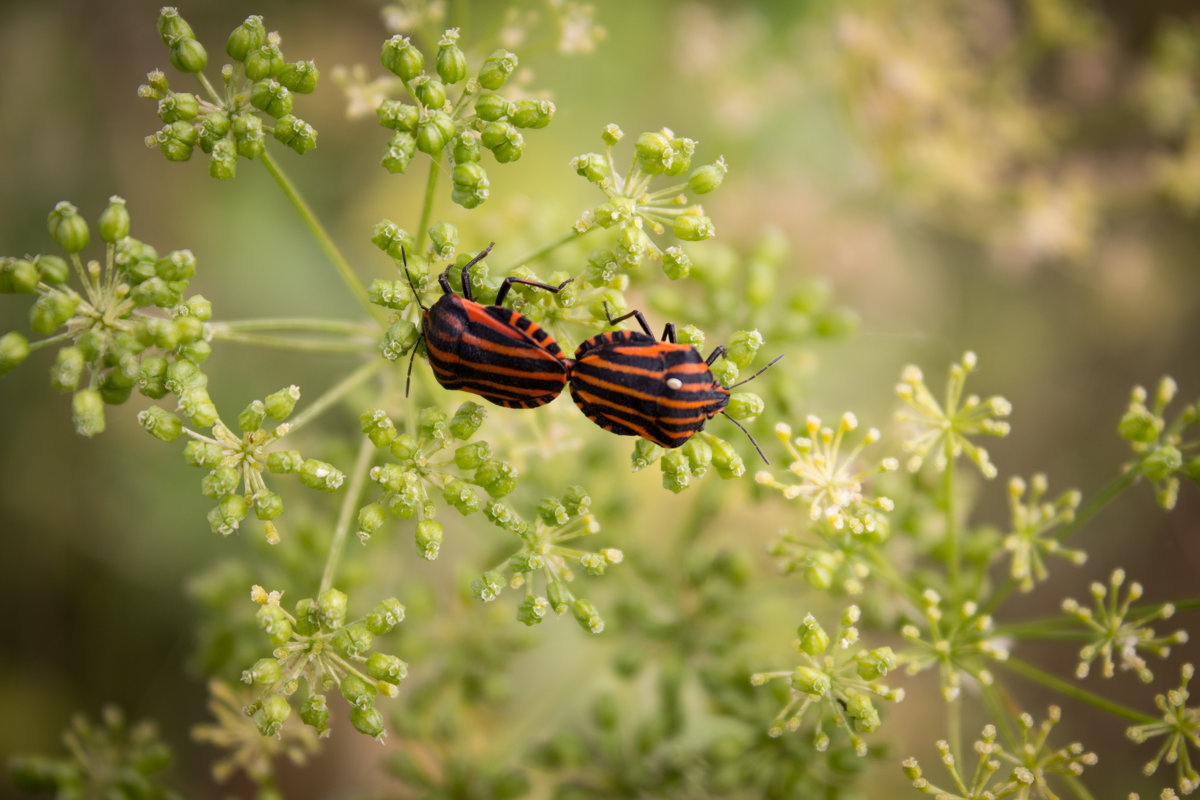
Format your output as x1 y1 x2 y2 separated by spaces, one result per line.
1 0 1198 797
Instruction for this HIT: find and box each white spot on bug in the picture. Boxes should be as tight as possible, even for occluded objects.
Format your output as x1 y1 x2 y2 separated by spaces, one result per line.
666 378 683 390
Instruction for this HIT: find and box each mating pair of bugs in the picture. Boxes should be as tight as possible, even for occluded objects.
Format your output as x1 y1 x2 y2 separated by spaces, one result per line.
404 243 779 461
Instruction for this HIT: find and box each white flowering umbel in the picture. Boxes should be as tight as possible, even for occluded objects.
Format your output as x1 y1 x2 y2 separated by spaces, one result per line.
756 413 897 536
901 591 1010 703
1003 474 1085 592
895 351 1012 478
751 606 904 756
1127 663 1200 797
902 707 1097 799
1062 569 1187 682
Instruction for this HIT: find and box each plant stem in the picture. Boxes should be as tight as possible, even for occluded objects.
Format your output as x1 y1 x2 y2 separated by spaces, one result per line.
998 656 1157 724
28 330 75 351
208 330 376 354
258 150 385 323
213 318 376 335
414 156 440 254
288 358 385 433
503 227 594 273
319 434 376 596
943 444 961 599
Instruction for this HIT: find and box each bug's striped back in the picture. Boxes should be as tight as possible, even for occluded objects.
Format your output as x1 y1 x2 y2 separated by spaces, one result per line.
569 330 730 447
423 295 571 409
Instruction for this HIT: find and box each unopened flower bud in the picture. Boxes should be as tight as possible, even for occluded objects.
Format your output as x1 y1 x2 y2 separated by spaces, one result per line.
797 614 830 655
415 518 443 560
572 153 608 184
300 458 344 492
366 652 409 684
481 121 523 163
791 666 830 697
366 597 405 633
449 401 486 440
726 392 764 420
279 59 319 93
688 157 728 194
157 92 199 123
478 49 518 90
251 79 293 118
474 458 518 498
436 29 467 83
412 75 447 109
157 8 194 44
857 647 897 681
274 115 317 154
381 35 424 81
169 37 208 74
316 588 347 630
0 332 30 375
253 695 291 736
47 201 90 253
226 15 266 61
349 705 385 739
0 259 38 293
157 120 198 162
673 210 715 241
98 196 131 242
382 131 416 174
244 43 284 81
138 406 183 442
451 162 490 208
510 99 555 129
299 693 329 734
635 131 673 174
30 290 78 334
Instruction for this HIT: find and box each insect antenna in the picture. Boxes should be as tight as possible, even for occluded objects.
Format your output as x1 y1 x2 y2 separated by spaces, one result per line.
730 354 783 388
720 411 770 465
400 245 428 312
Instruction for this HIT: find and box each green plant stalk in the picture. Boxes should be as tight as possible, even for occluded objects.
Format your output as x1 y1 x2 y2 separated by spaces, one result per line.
999 656 1157 724
208 330 376 353
259 150 386 324
319 434 376 596
943 440 961 600
213 318 376 335
287 358 386 433
414 155 440 254
502 227 595 273
27 330 75 351
1059 772 1097 800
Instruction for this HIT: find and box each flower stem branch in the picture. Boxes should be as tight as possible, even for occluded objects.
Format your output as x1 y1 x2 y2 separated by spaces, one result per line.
287 358 385 433
319 434 376 596
414 156 440 254
503 226 594 273
258 150 385 324
998 656 1157 724
207 330 376 354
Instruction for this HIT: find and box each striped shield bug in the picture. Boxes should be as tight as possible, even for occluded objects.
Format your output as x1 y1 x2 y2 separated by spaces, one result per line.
404 242 574 409
569 305 781 461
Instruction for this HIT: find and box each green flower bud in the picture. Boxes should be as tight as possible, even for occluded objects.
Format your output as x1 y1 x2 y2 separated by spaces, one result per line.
381 319 420 361
299 693 329 734
169 37 208 74
484 501 528 534
682 436 712 476
416 116 450 156
155 249 196 281
245 43 284 81
317 587 347 630
300 458 345 492
274 114 317 154
179 386 219 428
138 406 183 442
537 498 569 526
157 7 194 44
254 491 283 521
726 392 764 420
34 254 68 286
688 157 727 194
0 258 39 293
673 210 715 241
601 123 624 146
226 15 266 61
412 75 447 109
453 441 492 471
475 458 518 498
332 620 374 658
660 449 690 493
419 406 448 437
1118 407 1160 443
382 131 416 174
449 401 486 440
791 666 830 697
202 465 239 500
208 494 248 535
253 694 291 737
368 278 409 311
571 599 604 634
47 201 90 253
451 130 481 163
415 518 443 560
157 120 198 161
475 93 512 122
571 152 609 184
165 357 204 392
279 59 319 93
293 597 317 635
358 502 386 537
481 121 523 163
129 276 175 308
517 595 550 626
377 100 420 131
510 99 555 129
157 91 200 124
856 647 897 681
48 345 83 391
725 329 763 369
184 440 222 468
381 35 424 81
238 400 265 433
436 29 467 84
366 597 405 634
183 294 212 320
349 705 385 739
231 112 265 159
428 221 458 259
30 290 78 334
451 162 490 208
797 615 830 655
631 437 663 471
658 246 689 280
1143 445 1183 482
72 388 106 437
359 408 396 447
635 131 673 175
0 332 30 375
663 136 695 176
264 385 300 419
846 693 880 732
710 358 738 387
251 79 293 118
478 49 518 90
243 657 282 686
366 652 409 684
97 196 132 243
256 603 293 645
442 478 482 515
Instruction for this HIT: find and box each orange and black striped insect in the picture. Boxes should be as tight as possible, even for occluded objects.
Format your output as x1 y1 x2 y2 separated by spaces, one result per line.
569 305 780 461
404 242 574 409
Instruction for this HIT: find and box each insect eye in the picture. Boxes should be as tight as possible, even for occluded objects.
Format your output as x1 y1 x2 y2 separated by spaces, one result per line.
666 377 684 391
